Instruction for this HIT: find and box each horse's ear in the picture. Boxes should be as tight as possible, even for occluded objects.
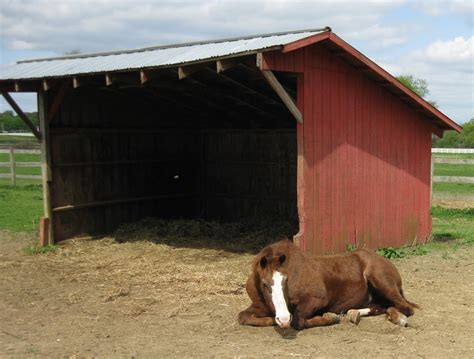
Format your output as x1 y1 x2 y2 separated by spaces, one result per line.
260 256 268 268
279 254 286 265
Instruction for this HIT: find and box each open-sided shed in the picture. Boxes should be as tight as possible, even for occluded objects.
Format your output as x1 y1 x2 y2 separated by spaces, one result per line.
0 28 461 254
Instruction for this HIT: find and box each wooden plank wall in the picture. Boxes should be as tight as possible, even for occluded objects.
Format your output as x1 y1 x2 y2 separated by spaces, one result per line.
50 86 298 241
262 45 433 254
50 87 199 240
201 130 297 221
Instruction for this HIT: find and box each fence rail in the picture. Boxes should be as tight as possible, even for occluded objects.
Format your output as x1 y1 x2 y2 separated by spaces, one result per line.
432 148 474 154
0 147 41 185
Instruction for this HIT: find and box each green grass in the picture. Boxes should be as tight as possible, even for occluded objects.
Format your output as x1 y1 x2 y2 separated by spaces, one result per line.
433 153 474 159
433 182 474 195
0 134 39 146
434 163 474 177
23 244 58 255
0 182 43 232
0 153 42 176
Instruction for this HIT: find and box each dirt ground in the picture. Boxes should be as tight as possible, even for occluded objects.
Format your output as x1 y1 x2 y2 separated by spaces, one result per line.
1 228 474 358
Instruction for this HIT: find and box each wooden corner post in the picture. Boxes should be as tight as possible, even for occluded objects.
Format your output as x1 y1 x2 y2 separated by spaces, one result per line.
38 89 54 245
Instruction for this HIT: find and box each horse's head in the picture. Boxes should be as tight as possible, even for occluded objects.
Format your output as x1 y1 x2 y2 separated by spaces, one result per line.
255 240 292 329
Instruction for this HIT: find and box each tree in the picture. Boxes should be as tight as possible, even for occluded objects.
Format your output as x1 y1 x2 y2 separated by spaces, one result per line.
432 118 474 148
396 74 437 107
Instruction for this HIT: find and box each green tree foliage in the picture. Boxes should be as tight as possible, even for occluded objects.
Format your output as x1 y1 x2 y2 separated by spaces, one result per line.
0 111 38 132
432 118 474 148
396 74 437 107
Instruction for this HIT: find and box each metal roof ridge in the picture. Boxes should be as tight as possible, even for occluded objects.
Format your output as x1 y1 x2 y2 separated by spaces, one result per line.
18 27 331 64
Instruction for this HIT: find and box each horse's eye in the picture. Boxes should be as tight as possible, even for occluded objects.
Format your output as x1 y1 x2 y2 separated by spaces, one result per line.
260 257 267 268
279 255 286 265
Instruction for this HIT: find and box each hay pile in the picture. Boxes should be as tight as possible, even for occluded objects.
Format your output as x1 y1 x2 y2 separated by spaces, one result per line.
47 217 298 317
113 216 298 253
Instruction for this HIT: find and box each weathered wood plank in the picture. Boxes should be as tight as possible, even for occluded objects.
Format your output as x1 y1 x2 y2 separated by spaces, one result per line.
259 69 303 123
52 193 194 212
39 90 54 244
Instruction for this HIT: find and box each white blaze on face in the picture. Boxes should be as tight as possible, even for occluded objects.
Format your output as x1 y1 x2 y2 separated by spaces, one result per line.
271 271 292 328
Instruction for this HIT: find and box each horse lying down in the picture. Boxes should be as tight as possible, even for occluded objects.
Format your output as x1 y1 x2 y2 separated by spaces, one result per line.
238 239 418 330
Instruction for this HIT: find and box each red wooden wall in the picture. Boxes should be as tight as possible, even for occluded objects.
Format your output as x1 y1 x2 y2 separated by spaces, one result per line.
262 44 433 254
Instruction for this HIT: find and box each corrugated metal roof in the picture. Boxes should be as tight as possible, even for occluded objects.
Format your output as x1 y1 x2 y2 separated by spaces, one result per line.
0 28 330 81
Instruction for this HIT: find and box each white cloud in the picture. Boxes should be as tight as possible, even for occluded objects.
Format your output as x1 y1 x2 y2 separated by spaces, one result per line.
0 0 408 53
9 40 36 50
425 36 473 63
415 0 473 25
378 35 474 123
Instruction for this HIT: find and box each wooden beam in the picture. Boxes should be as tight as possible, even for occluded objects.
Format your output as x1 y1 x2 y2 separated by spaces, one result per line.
1 91 41 139
105 73 113 86
178 64 210 80
259 69 302 123
73 77 81 88
216 58 239 73
42 79 54 91
47 81 70 122
38 89 54 244
140 70 150 84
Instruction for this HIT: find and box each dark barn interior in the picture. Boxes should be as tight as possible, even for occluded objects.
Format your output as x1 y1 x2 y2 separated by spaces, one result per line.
49 62 298 240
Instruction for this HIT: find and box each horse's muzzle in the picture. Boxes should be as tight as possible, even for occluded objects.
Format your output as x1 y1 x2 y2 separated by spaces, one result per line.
276 314 292 329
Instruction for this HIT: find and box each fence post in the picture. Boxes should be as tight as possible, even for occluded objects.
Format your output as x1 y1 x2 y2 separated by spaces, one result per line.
9 146 16 186
430 154 434 207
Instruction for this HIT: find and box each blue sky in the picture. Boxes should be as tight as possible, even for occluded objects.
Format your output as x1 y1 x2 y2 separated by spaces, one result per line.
0 0 472 124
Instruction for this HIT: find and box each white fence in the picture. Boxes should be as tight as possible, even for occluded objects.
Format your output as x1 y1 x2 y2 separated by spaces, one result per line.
432 148 474 154
0 147 41 185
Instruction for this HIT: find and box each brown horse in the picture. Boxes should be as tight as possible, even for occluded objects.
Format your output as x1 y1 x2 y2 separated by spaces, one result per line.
238 239 419 330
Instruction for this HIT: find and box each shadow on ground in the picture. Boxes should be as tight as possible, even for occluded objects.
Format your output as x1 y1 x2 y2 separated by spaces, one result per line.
108 216 299 254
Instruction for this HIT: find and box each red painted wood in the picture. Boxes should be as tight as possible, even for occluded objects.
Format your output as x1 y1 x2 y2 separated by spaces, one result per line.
263 44 434 255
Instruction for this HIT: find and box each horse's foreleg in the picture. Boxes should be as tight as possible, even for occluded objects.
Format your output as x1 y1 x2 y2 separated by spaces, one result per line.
238 305 276 327
291 296 340 330
386 307 408 327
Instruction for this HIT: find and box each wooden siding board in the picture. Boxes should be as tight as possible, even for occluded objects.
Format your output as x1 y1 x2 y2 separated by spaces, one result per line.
261 47 433 254
303 47 315 254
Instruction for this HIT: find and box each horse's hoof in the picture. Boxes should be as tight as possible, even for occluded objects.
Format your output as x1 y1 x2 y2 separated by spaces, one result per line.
386 309 409 327
396 313 408 327
347 309 361 325
323 312 341 324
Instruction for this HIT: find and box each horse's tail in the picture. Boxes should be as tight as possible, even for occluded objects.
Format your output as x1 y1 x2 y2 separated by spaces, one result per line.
401 289 420 309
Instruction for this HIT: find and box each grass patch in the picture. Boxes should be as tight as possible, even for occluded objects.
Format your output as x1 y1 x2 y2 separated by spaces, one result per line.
434 163 474 177
23 244 58 255
433 182 474 195
376 206 474 259
0 134 39 146
0 182 43 232
433 153 474 159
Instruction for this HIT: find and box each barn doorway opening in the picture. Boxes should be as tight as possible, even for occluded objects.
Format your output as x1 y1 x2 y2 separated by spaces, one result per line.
51 64 299 243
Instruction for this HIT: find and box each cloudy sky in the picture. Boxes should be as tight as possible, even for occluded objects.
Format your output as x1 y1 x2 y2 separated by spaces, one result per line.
0 0 472 124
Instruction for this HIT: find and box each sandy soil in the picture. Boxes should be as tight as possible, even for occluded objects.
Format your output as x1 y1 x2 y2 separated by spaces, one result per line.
1 230 474 358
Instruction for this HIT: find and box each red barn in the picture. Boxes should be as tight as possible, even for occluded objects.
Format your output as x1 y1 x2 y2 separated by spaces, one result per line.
0 28 462 254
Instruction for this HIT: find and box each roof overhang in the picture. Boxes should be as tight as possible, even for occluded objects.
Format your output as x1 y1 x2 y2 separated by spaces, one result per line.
281 32 462 134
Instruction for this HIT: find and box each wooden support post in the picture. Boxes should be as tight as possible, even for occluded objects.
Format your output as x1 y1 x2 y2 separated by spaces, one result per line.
430 154 434 208
39 217 50 247
38 90 54 245
9 146 16 186
259 69 303 124
1 91 42 140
